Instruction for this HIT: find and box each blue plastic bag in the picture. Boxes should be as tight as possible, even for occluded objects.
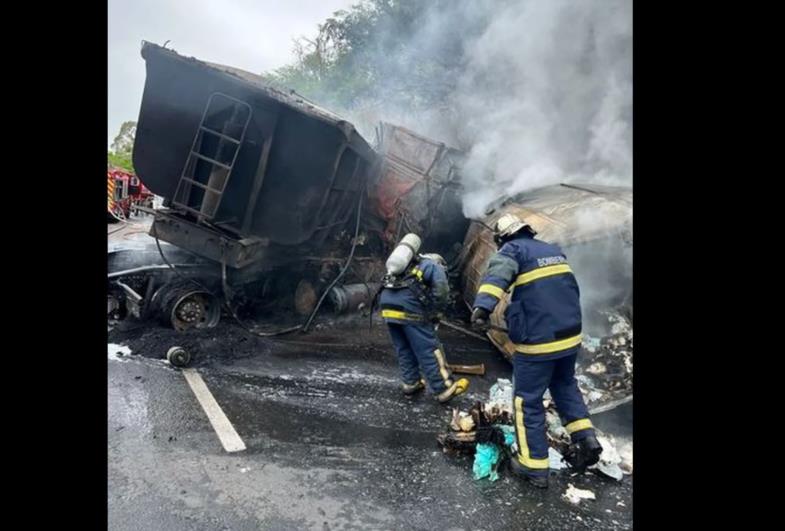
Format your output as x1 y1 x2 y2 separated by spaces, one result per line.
473 443 501 481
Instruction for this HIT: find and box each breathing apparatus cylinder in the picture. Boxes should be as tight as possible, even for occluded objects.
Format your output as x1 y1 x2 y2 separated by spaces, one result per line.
385 233 422 276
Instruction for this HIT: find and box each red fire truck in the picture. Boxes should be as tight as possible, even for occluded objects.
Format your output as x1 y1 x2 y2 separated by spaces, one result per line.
108 167 154 221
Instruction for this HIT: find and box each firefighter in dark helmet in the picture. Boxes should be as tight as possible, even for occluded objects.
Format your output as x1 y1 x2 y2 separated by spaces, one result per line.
471 213 602 488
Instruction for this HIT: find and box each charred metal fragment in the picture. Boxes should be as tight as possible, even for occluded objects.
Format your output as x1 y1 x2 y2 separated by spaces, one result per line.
327 283 381 314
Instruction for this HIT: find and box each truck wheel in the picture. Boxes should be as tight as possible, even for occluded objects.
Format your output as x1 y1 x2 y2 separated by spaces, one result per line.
155 281 221 331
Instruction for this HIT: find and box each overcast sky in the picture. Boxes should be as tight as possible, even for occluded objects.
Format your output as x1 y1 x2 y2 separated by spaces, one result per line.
108 0 354 147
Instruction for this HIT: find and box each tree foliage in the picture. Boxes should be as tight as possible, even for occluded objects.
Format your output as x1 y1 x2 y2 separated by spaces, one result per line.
108 120 137 173
107 151 135 173
111 121 137 155
268 0 470 114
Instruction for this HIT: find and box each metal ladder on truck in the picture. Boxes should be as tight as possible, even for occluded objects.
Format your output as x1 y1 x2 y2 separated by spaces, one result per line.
171 93 252 223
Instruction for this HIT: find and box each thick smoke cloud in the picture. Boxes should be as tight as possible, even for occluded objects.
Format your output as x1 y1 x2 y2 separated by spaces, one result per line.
455 0 632 216
308 0 632 332
335 0 632 218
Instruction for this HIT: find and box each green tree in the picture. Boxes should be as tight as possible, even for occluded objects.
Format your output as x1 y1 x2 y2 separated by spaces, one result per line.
111 120 137 155
266 0 491 149
107 151 135 173
268 0 452 110
108 120 137 173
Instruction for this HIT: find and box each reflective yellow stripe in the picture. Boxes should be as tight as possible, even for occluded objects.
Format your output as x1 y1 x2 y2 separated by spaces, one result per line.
514 334 582 355
513 264 573 287
381 309 422 321
410 267 424 281
478 284 506 299
433 347 452 387
514 396 549 469
565 418 594 434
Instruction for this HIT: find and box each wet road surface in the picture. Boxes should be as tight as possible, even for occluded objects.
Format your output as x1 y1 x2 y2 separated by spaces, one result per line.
108 318 632 530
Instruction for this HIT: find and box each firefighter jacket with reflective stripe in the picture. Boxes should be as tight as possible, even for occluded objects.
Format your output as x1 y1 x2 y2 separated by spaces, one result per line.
473 234 582 361
380 258 449 325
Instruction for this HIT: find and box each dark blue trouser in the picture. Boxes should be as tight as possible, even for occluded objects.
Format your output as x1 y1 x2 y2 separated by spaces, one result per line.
386 322 453 394
513 351 595 476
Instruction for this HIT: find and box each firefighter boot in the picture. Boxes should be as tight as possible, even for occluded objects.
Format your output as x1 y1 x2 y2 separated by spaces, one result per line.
509 457 549 489
564 435 603 473
436 378 470 403
402 378 426 396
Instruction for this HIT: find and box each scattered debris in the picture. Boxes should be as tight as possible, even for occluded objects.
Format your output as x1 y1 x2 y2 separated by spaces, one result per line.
583 336 601 353
486 378 513 418
549 447 568 470
585 362 607 375
166 346 191 367
563 483 596 504
436 430 476 455
577 312 633 408
447 363 486 376
458 415 476 433
438 377 632 481
450 409 476 432
590 435 624 480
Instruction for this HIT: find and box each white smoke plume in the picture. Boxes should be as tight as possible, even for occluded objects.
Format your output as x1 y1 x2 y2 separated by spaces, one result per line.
290 0 633 330
451 0 632 216
329 0 632 218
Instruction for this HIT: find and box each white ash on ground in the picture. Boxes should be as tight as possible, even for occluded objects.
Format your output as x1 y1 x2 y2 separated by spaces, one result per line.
108 343 132 362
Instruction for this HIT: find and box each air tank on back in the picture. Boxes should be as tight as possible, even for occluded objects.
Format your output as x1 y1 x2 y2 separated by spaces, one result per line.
385 233 422 276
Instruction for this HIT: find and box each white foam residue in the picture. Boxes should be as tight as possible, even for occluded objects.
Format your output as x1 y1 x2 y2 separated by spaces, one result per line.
563 483 596 504
108 343 132 362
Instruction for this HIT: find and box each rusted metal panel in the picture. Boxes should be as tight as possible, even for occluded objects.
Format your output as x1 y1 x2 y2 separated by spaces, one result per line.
370 122 469 257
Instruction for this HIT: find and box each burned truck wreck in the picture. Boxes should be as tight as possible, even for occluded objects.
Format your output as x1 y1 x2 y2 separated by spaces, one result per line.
108 43 633 410
108 42 468 331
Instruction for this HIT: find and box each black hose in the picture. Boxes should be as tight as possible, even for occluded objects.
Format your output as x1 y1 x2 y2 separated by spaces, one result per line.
302 186 366 332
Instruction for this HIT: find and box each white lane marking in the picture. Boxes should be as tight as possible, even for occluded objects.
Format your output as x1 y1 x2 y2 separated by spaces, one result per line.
182 368 246 453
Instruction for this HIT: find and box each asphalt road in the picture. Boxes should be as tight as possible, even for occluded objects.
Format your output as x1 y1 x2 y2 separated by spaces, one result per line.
108 317 632 530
